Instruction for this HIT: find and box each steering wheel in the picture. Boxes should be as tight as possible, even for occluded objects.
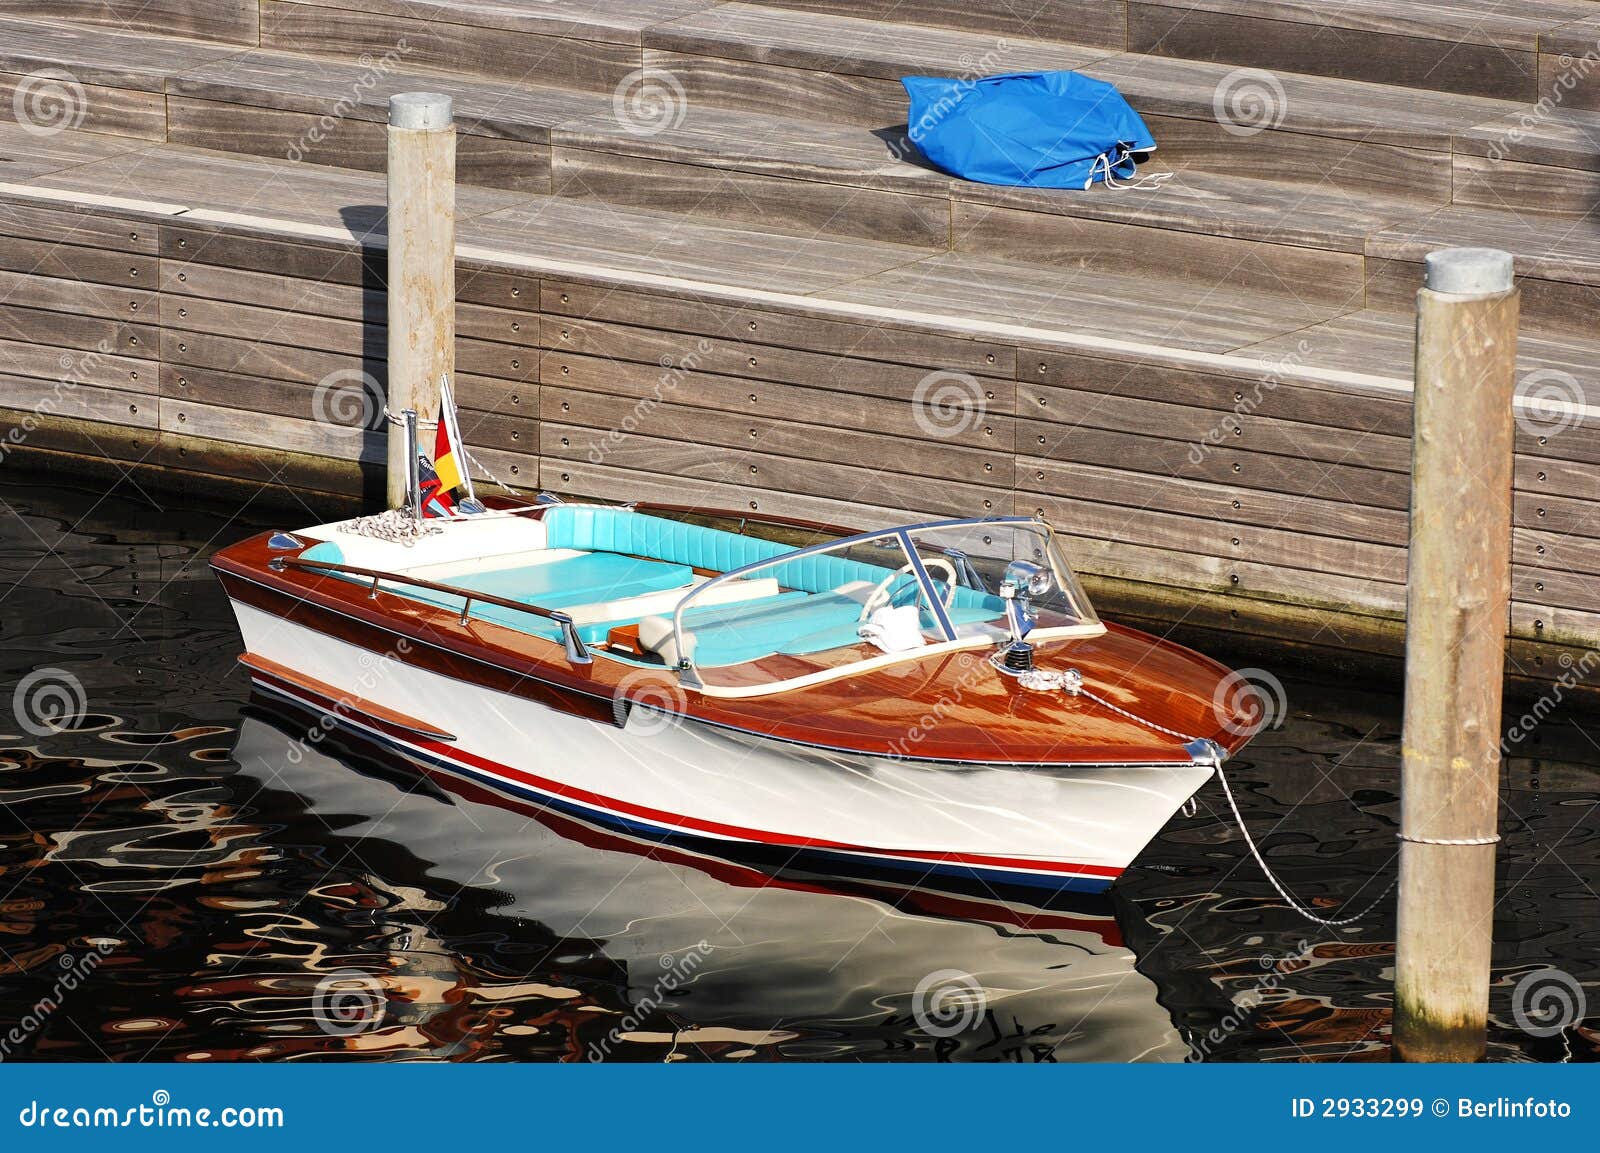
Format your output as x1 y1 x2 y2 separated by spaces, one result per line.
858 558 958 622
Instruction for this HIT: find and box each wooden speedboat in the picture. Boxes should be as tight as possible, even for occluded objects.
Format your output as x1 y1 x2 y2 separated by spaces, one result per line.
212 497 1254 893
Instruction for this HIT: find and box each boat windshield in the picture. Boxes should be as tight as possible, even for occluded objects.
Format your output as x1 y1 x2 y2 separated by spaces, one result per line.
671 516 1102 697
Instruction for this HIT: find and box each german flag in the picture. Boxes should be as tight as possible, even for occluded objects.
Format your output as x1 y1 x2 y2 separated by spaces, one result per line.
433 375 466 495
417 454 456 519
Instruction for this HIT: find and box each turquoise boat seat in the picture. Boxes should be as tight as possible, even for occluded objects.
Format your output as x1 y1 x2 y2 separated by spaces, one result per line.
543 505 901 594
450 553 692 608
297 509 1011 663
676 592 1004 667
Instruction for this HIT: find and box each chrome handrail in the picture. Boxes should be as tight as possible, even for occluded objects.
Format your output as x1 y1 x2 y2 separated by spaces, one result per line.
278 556 592 664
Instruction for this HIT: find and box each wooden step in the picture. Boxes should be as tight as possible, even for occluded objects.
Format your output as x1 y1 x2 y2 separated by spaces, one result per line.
1534 15 1600 110
550 102 953 246
0 118 143 181
255 0 671 90
4 125 1343 358
168 48 612 193
1239 308 1600 412
1124 0 1595 101
0 15 249 140
0 0 261 45
547 92 1447 273
644 4 1106 130
809 250 1346 354
1458 107 1600 172
732 0 1129 49
951 170 1433 254
1366 203 1600 337
0 14 1446 267
644 3 1524 200
2 129 531 236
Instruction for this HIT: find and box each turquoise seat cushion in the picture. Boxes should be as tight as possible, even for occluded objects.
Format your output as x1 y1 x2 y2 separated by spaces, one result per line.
679 590 853 667
680 593 1006 667
543 505 901 594
452 553 692 608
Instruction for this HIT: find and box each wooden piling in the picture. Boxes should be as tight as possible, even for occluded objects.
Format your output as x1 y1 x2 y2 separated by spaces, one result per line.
1394 247 1519 1063
385 92 456 510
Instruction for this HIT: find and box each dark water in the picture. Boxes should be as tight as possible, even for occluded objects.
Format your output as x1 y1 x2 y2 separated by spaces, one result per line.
0 476 1595 1063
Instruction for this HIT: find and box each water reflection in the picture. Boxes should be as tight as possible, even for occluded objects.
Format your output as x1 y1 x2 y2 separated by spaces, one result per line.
211 702 1185 1062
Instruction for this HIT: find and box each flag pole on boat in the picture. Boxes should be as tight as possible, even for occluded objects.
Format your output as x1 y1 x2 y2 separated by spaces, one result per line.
385 91 456 511
1394 247 1519 1063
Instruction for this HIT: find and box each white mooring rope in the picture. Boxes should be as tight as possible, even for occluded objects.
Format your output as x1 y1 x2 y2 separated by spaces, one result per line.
1076 679 1398 928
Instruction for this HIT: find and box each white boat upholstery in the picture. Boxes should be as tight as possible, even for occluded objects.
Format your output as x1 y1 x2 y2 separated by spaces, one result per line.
637 614 692 667
307 513 549 572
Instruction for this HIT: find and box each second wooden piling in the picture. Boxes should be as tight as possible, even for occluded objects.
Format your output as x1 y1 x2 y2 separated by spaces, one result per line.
1394 247 1519 1063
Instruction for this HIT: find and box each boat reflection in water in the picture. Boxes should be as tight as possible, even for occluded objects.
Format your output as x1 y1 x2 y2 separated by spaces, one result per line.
229 698 1187 1062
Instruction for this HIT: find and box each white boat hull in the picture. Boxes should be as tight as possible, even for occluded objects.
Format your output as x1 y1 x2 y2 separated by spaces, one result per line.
231 602 1213 892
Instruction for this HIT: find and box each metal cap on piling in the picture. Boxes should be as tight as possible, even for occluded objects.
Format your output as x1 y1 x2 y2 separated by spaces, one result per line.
1423 247 1514 296
388 91 453 131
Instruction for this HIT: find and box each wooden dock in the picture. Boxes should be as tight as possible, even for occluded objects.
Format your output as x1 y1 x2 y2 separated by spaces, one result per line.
2 0 1599 680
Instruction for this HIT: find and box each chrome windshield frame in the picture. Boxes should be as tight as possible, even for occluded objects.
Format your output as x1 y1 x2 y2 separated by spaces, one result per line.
669 515 1076 690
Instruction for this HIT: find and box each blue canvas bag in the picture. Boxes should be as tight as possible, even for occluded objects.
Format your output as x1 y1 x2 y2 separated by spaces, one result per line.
901 71 1162 189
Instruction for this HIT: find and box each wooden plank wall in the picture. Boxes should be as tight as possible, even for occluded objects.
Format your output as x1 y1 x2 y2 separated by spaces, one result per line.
3 194 1598 655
